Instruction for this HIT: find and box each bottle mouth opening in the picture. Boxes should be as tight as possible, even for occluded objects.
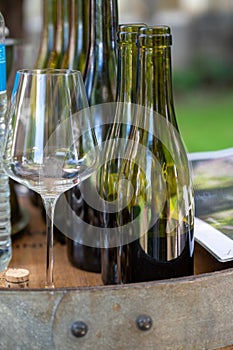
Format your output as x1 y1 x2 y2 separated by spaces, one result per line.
117 31 138 44
137 25 172 47
117 23 147 44
137 34 172 47
117 25 172 47
118 23 147 33
139 25 171 35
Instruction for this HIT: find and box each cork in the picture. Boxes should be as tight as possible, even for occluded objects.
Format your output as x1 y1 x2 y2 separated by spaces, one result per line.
5 268 30 288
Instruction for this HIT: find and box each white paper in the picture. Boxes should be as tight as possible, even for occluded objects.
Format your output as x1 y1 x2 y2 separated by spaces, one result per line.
194 217 233 262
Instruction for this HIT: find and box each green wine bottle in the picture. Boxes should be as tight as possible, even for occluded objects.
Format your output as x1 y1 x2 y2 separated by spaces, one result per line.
103 26 194 284
61 0 89 72
34 0 57 68
100 23 146 284
66 0 118 273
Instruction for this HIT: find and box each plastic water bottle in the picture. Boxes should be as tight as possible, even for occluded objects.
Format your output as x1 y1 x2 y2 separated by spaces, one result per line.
0 12 12 271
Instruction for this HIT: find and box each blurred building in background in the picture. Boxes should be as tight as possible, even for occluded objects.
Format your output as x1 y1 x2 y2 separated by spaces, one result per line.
1 0 233 89
120 0 233 71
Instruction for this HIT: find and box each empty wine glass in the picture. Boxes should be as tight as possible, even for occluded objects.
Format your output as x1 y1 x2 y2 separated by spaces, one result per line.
3 69 98 288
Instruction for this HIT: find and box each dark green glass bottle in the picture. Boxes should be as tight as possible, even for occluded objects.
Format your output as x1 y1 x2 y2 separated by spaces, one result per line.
66 0 118 273
102 25 194 284
100 23 146 284
34 0 57 68
61 0 89 72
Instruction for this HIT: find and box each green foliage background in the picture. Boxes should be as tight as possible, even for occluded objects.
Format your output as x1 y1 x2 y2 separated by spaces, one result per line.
174 62 233 153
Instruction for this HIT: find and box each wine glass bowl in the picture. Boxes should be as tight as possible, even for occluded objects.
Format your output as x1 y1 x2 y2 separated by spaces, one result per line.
3 69 98 287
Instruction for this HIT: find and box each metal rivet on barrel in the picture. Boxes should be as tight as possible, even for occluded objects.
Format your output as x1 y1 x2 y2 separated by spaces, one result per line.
136 315 153 331
71 321 88 338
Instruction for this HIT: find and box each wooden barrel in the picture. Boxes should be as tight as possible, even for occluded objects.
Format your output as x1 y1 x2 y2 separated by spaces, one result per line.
0 266 233 350
1 149 233 350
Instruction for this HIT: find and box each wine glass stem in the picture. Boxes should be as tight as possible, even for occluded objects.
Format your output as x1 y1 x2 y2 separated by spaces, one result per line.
42 197 57 288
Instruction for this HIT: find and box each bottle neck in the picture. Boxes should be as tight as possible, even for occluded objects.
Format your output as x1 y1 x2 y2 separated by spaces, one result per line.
84 0 118 105
54 0 69 53
35 0 57 68
44 0 57 51
48 0 69 68
89 0 118 53
137 40 177 127
117 37 137 103
116 23 146 103
63 0 89 72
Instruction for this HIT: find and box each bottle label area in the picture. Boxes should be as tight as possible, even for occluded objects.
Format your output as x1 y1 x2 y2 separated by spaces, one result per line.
0 44 6 92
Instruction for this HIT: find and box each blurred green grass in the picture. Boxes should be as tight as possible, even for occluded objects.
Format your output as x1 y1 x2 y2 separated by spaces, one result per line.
175 90 233 153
